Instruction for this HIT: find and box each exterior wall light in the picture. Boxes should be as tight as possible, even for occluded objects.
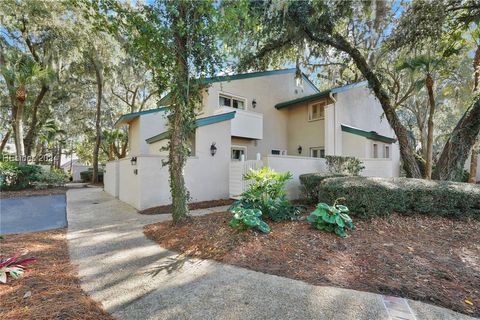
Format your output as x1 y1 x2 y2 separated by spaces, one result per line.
252 99 257 108
130 156 137 166
297 145 302 154
210 142 217 156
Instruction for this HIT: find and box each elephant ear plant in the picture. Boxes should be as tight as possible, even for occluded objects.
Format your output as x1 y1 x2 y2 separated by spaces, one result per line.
0 253 36 283
229 207 271 234
307 198 355 237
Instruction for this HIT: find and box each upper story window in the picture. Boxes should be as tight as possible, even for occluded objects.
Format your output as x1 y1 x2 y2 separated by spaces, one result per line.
308 101 325 121
219 93 246 110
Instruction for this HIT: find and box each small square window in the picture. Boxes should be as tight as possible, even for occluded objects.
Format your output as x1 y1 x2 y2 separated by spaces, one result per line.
373 144 378 158
308 101 325 121
310 147 325 158
384 145 390 159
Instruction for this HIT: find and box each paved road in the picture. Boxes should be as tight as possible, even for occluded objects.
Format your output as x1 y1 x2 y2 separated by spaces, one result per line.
67 187 476 320
0 194 67 235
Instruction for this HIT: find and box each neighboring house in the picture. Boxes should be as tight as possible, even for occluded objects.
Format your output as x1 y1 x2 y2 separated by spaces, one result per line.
105 68 401 210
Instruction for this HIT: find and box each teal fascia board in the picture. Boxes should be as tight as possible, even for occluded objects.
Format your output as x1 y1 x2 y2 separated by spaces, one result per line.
115 107 168 128
146 111 236 144
155 69 320 105
341 124 396 144
274 90 331 109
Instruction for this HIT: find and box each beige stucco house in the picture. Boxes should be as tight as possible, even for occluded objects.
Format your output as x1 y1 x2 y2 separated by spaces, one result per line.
105 69 401 210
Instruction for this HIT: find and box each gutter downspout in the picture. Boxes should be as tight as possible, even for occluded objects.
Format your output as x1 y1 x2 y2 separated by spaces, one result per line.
329 92 337 155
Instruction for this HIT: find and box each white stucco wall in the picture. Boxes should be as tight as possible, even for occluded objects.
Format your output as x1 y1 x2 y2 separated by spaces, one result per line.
263 155 328 199
111 119 232 210
330 85 401 177
202 72 318 159
104 160 119 197
286 102 326 157
128 111 168 156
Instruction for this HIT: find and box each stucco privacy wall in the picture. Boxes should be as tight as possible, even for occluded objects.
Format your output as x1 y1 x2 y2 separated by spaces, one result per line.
118 158 140 208
127 120 232 210
263 155 328 199
104 160 119 197
203 72 318 159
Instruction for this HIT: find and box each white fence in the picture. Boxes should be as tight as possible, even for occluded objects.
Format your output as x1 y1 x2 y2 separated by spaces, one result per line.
228 155 397 200
229 160 263 198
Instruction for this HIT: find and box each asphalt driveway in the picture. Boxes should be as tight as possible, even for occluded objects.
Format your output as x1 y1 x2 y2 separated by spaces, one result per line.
0 194 67 235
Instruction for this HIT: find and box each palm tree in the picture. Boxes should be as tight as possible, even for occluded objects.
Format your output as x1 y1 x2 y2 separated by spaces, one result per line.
0 53 49 164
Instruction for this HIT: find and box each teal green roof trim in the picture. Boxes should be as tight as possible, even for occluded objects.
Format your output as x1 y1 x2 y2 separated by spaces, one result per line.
146 111 236 144
341 124 396 144
156 69 320 105
274 90 331 109
115 107 168 127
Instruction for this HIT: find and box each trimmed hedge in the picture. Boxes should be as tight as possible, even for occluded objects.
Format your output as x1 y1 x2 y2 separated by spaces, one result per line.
80 169 103 183
318 177 480 218
299 173 347 203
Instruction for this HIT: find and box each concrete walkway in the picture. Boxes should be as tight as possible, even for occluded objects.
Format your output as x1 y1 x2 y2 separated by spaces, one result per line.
66 188 475 320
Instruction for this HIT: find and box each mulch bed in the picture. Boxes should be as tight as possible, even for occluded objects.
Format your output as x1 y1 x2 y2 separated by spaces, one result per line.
0 230 114 320
139 198 234 214
0 187 68 199
144 212 480 317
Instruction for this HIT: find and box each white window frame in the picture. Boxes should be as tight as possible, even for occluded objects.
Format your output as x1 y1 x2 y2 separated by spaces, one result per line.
218 92 247 110
231 145 247 161
308 100 326 121
384 145 390 159
310 147 325 158
372 143 379 158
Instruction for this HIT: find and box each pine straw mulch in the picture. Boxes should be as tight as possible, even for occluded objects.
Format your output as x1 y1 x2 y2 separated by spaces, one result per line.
0 230 114 320
0 187 68 199
144 212 480 317
139 198 234 214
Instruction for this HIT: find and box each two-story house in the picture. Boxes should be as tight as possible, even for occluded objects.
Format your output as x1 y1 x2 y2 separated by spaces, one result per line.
104 68 400 210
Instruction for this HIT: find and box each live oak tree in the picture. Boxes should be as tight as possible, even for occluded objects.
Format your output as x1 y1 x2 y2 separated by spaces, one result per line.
223 0 480 180
97 0 223 222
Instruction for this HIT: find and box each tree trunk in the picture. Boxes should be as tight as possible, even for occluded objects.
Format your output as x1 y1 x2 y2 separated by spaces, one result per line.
311 31 422 178
24 84 49 156
433 98 480 181
91 55 103 184
169 3 191 223
424 74 435 179
15 86 26 164
0 130 11 153
469 140 479 183
468 45 480 183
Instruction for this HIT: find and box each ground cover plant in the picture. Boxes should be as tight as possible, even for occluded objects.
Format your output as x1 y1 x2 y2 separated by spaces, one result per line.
0 230 114 320
229 167 304 233
0 254 36 284
144 212 480 317
307 199 355 237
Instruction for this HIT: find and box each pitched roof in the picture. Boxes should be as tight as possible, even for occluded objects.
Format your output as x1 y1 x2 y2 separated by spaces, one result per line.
341 124 396 144
158 68 320 105
145 111 236 144
274 81 368 110
114 107 168 127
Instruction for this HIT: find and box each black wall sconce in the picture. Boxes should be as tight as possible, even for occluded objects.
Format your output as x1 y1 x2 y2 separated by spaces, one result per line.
252 99 257 108
297 145 302 154
130 156 137 166
210 142 217 156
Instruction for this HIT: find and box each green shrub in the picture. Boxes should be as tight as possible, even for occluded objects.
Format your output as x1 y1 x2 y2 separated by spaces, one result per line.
325 155 365 176
33 169 68 189
318 177 480 218
80 170 104 183
229 167 304 230
0 162 42 190
299 173 347 203
229 207 270 233
307 199 355 237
